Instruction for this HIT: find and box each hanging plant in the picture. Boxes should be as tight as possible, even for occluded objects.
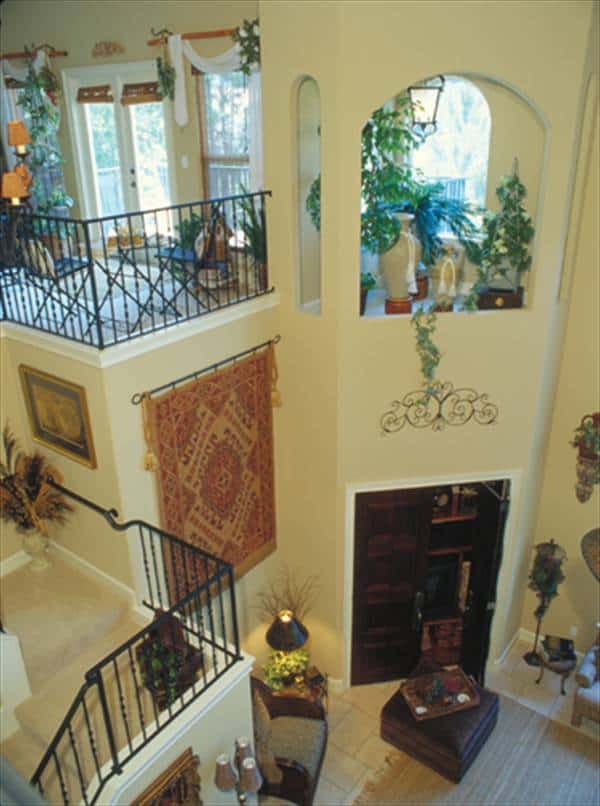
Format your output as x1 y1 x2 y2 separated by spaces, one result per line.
156 54 176 101
571 413 600 502
411 309 441 393
231 18 261 76
464 165 534 309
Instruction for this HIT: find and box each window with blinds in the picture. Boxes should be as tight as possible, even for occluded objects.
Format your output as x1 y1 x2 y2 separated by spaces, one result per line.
195 70 249 199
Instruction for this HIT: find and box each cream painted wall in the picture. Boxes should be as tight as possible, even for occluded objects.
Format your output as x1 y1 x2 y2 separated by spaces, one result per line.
297 77 321 308
520 76 599 652
1 0 257 208
260 0 596 677
0 336 134 586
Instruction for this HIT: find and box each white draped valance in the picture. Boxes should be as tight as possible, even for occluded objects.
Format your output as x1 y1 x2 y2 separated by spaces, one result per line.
0 51 46 169
168 34 263 191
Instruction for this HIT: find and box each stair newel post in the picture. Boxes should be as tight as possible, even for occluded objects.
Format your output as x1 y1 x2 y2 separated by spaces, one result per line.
86 667 122 775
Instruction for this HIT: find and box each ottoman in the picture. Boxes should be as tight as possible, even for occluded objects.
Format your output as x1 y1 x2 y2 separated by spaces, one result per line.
380 685 499 782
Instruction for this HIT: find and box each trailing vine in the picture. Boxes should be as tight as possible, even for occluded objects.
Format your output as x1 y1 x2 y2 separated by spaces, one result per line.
411 309 441 393
232 18 260 76
156 53 176 101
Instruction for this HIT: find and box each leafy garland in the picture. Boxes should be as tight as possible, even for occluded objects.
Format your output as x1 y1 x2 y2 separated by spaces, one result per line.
156 51 176 101
411 309 441 394
231 18 260 76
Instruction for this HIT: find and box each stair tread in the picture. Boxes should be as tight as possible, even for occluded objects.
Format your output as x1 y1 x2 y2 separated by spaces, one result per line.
16 612 146 745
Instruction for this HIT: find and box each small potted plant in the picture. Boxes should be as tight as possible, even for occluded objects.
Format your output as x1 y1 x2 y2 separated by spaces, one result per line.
264 647 310 691
136 610 203 710
0 424 73 570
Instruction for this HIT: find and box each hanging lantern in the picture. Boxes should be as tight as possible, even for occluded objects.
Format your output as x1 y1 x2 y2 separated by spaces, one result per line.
408 75 445 138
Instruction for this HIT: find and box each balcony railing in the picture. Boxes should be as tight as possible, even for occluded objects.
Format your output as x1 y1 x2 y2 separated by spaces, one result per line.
0 190 271 350
30 480 240 806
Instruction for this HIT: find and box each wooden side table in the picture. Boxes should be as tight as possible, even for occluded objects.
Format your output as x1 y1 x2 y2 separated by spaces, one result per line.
254 666 328 712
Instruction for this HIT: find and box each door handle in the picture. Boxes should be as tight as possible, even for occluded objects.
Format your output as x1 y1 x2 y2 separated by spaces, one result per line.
412 591 424 632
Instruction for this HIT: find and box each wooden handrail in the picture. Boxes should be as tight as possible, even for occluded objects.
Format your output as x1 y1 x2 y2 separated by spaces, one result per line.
1 49 68 60
147 28 235 47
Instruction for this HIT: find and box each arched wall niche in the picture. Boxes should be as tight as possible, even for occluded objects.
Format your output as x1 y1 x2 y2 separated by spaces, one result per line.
357 72 548 316
295 74 322 315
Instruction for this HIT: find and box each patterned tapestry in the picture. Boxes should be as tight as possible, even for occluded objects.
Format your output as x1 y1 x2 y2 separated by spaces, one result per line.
144 346 277 590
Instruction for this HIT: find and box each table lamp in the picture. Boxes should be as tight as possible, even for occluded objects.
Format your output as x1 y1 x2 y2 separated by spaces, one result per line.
215 737 262 804
266 609 308 651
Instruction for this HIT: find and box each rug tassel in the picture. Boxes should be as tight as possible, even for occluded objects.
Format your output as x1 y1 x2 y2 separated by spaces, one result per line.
269 343 282 408
141 393 159 472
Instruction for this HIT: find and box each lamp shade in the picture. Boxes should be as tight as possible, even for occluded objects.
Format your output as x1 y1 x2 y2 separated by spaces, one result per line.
2 171 27 204
266 609 308 651
239 757 263 794
581 528 600 582
235 736 253 763
408 75 445 135
7 120 31 149
214 754 237 791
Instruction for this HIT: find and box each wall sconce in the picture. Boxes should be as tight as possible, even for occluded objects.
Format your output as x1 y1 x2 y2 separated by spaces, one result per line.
2 171 27 207
8 120 31 156
215 737 263 804
407 75 445 138
266 609 308 651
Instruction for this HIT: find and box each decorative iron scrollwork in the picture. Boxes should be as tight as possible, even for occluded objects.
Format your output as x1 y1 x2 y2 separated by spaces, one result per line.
380 381 499 434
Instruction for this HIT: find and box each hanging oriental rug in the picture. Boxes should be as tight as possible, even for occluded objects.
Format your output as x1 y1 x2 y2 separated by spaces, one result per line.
144 345 278 593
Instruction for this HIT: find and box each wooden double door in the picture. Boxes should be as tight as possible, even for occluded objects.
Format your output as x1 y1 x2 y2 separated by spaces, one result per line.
351 481 508 686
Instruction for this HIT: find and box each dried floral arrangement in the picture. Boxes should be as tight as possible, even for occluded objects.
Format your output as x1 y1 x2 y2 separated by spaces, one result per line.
256 566 319 622
0 424 73 535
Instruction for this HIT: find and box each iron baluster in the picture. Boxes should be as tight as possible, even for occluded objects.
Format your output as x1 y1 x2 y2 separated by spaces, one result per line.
216 563 229 662
81 692 102 785
139 526 154 607
83 221 104 349
52 749 70 805
86 668 122 775
194 588 209 688
127 644 148 742
204 555 219 675
66 722 89 806
228 565 241 658
149 528 164 609
112 657 133 753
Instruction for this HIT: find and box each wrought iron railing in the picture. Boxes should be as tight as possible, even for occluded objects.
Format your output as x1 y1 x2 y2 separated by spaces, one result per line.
30 480 241 806
0 190 271 349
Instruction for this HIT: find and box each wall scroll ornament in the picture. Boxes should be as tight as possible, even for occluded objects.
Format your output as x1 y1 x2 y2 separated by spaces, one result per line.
571 412 600 503
91 41 125 58
380 381 499 434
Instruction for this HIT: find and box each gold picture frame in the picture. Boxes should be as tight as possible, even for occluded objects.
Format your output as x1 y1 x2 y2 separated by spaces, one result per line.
19 365 97 469
130 747 202 806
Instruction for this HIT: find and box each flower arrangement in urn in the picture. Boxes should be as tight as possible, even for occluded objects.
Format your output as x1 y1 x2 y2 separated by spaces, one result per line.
0 424 73 570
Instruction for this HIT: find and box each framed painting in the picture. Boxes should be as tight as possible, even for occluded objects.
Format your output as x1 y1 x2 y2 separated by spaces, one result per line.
130 747 202 806
19 365 97 469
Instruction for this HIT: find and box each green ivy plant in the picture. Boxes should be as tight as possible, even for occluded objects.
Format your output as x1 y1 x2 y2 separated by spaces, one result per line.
138 637 184 707
464 168 534 309
411 309 441 393
156 55 176 101
263 648 309 691
232 18 260 76
306 96 420 256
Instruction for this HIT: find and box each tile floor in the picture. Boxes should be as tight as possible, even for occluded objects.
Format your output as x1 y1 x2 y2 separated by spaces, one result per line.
264 638 599 806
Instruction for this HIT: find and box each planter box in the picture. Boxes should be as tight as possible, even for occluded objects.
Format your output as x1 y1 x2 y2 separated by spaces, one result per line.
385 297 412 315
478 287 524 310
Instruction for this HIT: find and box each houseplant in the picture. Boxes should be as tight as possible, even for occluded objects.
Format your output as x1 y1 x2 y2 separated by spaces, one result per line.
571 412 600 502
411 309 441 394
239 186 267 288
0 424 73 570
524 539 567 666
136 610 203 710
465 167 534 310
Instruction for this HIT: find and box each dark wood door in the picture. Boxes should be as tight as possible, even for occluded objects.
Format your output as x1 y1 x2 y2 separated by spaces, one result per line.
461 481 509 683
352 489 432 685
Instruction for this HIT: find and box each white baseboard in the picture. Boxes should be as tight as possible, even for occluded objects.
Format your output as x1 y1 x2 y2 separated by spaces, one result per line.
0 550 29 578
494 629 521 665
51 540 137 608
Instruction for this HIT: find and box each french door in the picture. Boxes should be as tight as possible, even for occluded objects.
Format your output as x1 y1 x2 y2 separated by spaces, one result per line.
64 62 174 225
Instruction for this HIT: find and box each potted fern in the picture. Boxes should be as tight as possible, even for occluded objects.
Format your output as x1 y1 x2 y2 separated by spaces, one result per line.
0 424 73 570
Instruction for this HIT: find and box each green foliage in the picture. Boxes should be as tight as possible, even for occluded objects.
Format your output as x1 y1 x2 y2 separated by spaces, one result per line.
411 309 441 392
156 55 176 101
263 648 309 692
239 186 266 266
360 271 377 290
464 168 534 309
571 418 600 454
138 638 184 707
174 213 204 252
527 541 567 621
232 18 260 76
305 176 321 231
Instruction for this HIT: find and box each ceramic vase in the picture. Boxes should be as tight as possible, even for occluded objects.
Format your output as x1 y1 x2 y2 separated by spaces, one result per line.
380 213 421 308
22 530 50 571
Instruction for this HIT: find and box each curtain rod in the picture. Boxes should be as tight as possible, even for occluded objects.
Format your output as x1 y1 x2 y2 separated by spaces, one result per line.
131 335 281 405
147 27 236 47
1 49 68 60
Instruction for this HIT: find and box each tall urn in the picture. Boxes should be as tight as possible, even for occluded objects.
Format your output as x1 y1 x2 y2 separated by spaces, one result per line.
380 213 421 314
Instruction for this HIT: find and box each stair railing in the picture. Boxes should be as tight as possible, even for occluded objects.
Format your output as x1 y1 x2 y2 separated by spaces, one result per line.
30 480 241 806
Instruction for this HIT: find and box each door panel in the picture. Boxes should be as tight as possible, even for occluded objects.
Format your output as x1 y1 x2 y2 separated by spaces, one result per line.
461 481 509 682
352 490 432 685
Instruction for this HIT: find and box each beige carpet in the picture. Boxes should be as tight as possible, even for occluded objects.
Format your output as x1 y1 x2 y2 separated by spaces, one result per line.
354 695 599 806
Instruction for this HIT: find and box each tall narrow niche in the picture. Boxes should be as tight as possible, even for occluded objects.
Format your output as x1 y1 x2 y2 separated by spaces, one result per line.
297 77 322 314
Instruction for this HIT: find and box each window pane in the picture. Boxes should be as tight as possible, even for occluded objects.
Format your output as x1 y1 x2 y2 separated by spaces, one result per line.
86 103 124 218
130 102 171 210
411 76 490 210
203 72 248 157
207 162 249 199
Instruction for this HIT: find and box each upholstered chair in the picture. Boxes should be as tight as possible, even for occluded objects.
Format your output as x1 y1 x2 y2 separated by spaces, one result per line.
571 645 600 727
250 677 328 806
